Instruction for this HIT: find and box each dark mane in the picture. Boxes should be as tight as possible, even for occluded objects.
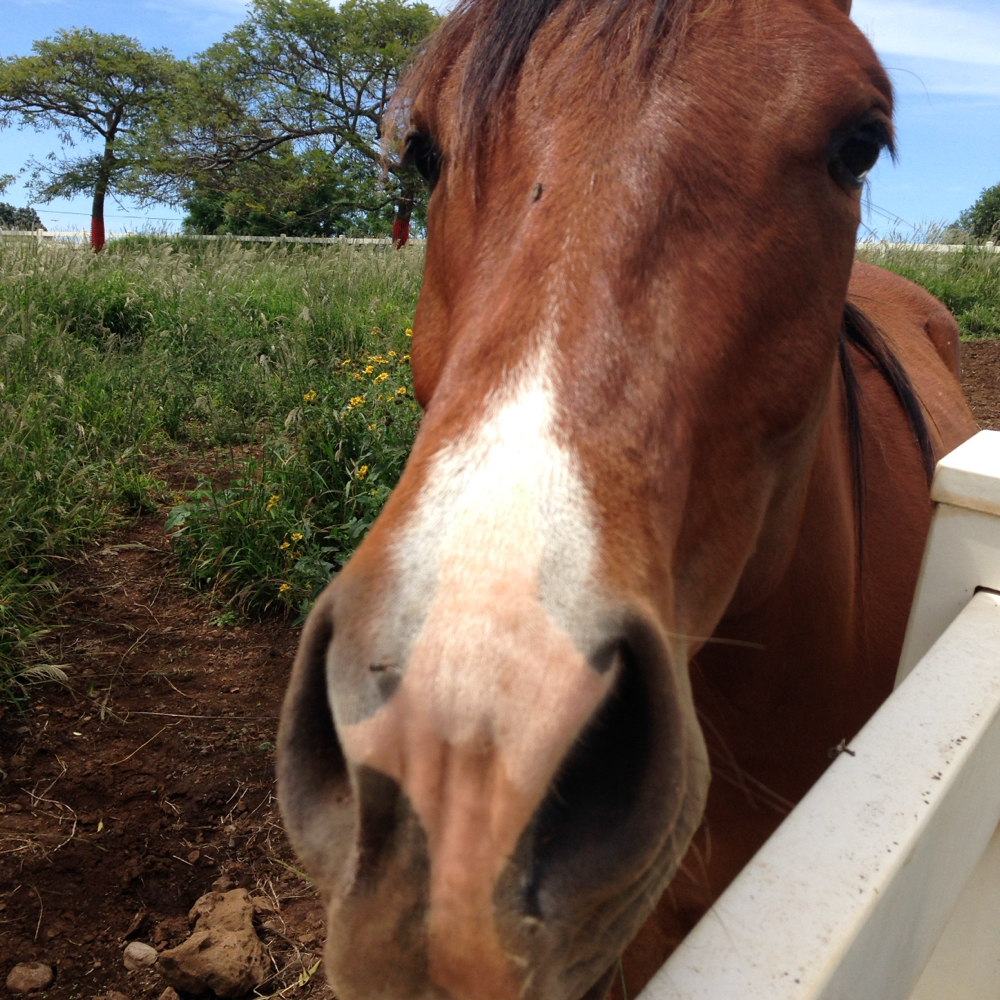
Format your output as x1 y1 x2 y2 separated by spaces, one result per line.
839 302 936 544
395 0 702 157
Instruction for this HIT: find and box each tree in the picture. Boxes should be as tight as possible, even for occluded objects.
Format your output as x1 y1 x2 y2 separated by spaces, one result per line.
958 183 1000 242
0 203 45 231
0 29 183 251
157 0 439 243
181 145 410 237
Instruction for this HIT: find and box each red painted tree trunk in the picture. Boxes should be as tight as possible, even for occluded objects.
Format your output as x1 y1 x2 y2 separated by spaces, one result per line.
90 216 106 253
392 217 410 248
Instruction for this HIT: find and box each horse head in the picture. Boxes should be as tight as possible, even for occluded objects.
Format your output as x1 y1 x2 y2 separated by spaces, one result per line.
279 1 897 997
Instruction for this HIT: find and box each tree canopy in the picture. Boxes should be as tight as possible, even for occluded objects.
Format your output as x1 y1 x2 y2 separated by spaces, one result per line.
151 0 439 239
0 28 183 249
958 184 1000 243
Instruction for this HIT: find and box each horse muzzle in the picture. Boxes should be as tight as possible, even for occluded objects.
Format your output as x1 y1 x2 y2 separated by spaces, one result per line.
277 570 709 1000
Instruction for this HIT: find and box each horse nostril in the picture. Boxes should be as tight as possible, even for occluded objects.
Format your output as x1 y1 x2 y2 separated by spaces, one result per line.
369 662 401 700
522 625 685 922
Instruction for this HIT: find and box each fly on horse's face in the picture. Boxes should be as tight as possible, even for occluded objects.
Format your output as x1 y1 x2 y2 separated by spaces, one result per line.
278 1 976 999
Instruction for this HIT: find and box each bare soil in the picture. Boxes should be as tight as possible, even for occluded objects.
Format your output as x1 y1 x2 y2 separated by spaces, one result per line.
1 342 997 1000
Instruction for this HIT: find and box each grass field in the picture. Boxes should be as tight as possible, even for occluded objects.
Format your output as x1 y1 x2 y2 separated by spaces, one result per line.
0 236 423 702
2 235 999 704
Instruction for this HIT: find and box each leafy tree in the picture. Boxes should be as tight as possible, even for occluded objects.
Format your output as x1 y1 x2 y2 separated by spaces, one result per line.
958 183 1000 242
182 145 407 236
157 0 439 242
0 29 183 250
0 203 45 230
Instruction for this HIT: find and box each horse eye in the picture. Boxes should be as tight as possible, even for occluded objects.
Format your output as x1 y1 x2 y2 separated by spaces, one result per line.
828 121 891 191
404 132 442 191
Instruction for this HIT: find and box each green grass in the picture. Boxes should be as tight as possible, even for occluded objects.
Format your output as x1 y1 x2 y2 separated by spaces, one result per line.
856 244 1000 340
0 235 423 704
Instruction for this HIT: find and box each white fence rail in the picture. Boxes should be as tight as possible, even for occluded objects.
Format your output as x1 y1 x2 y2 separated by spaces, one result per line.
641 430 1000 1000
856 242 1000 254
0 231 996 254
0 229 426 247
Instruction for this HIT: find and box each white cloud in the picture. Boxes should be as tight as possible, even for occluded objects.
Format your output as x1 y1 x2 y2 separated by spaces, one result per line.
851 0 1000 67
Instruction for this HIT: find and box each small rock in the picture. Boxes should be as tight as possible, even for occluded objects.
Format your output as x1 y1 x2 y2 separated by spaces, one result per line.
157 889 266 998
157 989 180 1000
5 962 54 993
211 875 234 892
123 940 159 971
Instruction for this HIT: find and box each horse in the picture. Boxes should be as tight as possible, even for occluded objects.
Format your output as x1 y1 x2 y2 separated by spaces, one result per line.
277 0 978 997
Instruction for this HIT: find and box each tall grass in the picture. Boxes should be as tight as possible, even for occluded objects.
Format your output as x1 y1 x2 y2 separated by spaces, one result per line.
856 244 1000 340
0 236 423 703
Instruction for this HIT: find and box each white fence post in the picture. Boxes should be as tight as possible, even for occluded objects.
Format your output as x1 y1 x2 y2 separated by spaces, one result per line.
639 430 1000 1000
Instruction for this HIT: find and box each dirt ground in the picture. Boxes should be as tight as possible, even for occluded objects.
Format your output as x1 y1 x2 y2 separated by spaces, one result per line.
1 340 998 1000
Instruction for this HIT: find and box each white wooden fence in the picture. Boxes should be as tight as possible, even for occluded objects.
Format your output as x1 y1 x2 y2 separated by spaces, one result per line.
0 230 426 247
640 429 1000 1000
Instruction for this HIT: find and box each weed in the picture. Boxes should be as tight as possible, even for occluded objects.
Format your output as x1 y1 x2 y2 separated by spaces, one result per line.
0 236 422 701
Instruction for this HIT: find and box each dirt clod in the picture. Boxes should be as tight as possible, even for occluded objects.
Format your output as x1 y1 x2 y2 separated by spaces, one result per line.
123 942 159 972
5 963 54 994
157 890 266 998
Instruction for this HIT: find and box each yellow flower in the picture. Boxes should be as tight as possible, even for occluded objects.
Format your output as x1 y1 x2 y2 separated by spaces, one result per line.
356 465 369 480
349 396 365 409
405 328 413 337
401 354 411 362
368 422 377 431
374 372 389 384
352 372 363 380
280 541 290 550
363 365 374 375
395 386 407 396
279 583 291 593
388 350 397 357
266 494 280 511
291 532 303 542
341 358 351 366
303 389 317 403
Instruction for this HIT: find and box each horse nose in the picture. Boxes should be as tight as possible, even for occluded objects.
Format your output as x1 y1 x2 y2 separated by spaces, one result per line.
279 582 707 1000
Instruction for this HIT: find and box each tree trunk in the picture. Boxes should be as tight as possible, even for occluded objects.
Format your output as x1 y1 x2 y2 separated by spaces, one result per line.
91 143 115 253
392 188 414 249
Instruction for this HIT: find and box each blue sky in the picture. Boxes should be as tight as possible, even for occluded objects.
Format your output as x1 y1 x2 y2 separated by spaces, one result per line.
1 0 998 237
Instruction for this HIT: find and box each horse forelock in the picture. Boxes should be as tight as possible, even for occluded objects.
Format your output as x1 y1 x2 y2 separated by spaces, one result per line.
392 0 727 161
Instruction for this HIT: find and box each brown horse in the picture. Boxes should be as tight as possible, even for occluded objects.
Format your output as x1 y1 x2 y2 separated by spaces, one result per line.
277 0 978 998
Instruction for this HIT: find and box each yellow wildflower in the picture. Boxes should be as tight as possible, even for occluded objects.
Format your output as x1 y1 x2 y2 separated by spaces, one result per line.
374 372 389 384
280 541 290 550
363 365 374 375
349 396 365 409
341 358 351 366
395 386 407 396
353 372 363 380
388 350 397 357
368 422 377 431
266 494 280 511
405 328 413 337
356 465 369 480
401 354 411 362
291 532 303 542
303 389 317 403
279 583 291 593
